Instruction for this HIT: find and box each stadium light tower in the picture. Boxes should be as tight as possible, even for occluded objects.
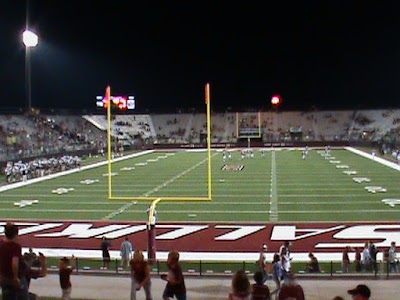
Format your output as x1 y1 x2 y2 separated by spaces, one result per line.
22 29 38 112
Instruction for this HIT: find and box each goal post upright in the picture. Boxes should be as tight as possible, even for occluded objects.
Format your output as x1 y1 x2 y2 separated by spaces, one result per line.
206 83 212 200
236 111 239 138
106 86 113 199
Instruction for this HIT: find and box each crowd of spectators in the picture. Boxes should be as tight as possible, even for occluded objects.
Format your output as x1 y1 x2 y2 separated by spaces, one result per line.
1 109 400 159
0 113 105 162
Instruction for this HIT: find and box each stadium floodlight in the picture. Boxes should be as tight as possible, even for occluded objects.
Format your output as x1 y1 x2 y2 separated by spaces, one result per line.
22 30 38 47
22 29 39 111
271 94 282 107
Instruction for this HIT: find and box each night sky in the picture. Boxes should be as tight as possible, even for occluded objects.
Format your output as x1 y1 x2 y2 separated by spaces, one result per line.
1 1 400 113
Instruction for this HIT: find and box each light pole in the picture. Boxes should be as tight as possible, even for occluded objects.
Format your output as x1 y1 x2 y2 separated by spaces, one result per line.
22 30 38 112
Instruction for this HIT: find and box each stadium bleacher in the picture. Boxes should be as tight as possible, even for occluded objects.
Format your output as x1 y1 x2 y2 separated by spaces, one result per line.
1 109 400 162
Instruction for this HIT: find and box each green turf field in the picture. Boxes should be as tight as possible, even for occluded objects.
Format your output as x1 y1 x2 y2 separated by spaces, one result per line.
0 148 399 222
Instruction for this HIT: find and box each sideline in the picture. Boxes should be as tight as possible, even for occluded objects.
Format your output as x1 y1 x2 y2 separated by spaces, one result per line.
0 150 155 193
345 147 400 171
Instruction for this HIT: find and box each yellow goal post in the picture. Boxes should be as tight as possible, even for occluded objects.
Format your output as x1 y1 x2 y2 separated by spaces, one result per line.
105 84 213 202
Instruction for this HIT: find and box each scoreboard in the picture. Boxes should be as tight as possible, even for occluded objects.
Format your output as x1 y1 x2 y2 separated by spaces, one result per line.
96 95 135 110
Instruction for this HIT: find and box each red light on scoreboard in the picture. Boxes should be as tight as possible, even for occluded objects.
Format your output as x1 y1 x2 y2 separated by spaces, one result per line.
96 95 135 110
271 94 282 107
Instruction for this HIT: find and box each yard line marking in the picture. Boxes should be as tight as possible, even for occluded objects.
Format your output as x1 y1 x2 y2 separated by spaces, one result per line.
0 208 396 214
102 153 218 220
269 151 278 221
0 199 384 206
1 193 380 199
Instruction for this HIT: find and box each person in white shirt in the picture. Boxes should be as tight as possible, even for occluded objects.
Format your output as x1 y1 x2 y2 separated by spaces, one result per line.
361 242 371 272
120 237 133 270
279 241 292 281
388 241 398 273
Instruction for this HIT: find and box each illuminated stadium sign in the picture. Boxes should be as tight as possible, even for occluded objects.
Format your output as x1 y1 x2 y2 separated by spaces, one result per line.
96 95 135 110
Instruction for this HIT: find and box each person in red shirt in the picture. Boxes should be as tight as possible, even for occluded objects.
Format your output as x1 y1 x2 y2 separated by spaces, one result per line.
355 247 361 272
59 256 76 300
129 250 152 300
161 250 186 300
0 222 22 300
342 246 351 273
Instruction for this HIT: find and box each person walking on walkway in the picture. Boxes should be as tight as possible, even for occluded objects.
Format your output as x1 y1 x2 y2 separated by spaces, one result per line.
101 237 111 270
257 244 269 283
130 250 152 300
161 250 186 300
120 237 133 270
59 256 76 300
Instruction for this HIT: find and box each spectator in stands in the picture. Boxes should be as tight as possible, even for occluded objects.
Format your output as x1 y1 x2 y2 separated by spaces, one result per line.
347 284 371 300
306 252 321 273
161 250 186 300
0 222 22 300
278 272 305 300
120 236 133 270
251 271 270 300
228 270 250 300
257 244 269 283
129 250 152 300
101 236 111 270
59 256 76 300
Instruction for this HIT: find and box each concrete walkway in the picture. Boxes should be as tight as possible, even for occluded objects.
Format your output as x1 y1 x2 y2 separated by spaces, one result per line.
28 273 399 300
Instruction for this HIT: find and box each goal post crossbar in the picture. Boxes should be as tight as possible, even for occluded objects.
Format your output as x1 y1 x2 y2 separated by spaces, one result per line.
109 196 212 201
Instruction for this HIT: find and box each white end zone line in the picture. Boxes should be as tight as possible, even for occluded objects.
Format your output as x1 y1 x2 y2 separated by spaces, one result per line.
345 147 400 171
0 150 155 193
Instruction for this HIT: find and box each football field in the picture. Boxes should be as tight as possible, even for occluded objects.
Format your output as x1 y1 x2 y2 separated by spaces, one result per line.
0 147 399 223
